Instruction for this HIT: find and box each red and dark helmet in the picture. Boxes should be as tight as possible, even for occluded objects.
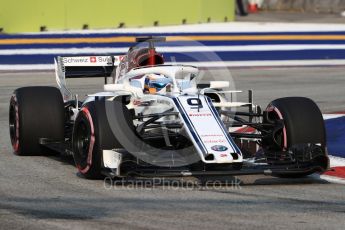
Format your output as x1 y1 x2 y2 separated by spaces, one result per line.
127 47 164 71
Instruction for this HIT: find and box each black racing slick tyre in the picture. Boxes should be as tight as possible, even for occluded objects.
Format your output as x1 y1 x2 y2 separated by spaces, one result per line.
9 86 64 155
72 99 133 179
265 97 329 177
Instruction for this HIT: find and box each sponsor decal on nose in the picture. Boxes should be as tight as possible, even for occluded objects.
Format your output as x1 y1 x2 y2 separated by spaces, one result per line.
211 145 228 152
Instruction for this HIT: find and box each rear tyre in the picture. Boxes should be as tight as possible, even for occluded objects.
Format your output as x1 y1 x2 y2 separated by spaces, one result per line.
264 97 328 178
9 86 64 155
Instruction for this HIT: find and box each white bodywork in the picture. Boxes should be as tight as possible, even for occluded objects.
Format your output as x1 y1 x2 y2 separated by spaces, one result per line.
55 56 247 165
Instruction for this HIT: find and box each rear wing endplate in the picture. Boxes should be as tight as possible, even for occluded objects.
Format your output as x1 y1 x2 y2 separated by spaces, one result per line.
54 55 123 100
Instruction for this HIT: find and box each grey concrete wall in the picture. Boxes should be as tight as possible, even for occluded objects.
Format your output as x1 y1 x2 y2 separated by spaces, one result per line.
261 0 345 13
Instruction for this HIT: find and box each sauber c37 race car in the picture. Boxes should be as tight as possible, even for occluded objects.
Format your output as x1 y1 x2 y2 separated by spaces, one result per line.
9 37 329 179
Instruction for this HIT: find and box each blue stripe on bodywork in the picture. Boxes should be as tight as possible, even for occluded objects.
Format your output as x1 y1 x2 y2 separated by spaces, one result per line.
172 97 207 155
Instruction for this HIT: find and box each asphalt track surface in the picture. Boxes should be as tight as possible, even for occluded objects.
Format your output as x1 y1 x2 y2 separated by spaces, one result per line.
0 67 345 230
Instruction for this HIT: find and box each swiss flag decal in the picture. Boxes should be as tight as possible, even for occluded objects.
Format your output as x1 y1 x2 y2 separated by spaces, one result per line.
90 57 97 63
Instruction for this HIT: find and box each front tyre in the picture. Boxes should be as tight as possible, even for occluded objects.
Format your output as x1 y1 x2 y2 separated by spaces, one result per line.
264 97 329 177
72 99 132 179
72 106 99 178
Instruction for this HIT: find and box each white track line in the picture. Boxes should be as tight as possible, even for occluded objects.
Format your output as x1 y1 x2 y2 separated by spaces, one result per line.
312 174 345 185
19 22 345 35
323 114 345 120
169 60 345 67
329 155 345 167
0 64 54 71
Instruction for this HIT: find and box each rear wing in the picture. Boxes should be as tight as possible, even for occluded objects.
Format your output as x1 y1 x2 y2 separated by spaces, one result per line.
54 56 124 78
54 55 123 100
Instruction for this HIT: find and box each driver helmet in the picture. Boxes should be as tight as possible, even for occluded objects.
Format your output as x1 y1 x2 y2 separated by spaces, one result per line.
143 74 172 94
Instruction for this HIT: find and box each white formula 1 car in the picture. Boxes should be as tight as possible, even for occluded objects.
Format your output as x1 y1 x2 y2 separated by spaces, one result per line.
9 37 329 179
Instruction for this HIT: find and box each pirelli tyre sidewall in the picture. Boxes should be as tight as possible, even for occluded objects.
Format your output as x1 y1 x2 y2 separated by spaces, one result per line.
72 99 130 179
9 86 64 155
265 97 328 177
72 102 102 179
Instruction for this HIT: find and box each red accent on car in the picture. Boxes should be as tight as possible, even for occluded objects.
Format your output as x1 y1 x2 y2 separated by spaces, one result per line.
148 48 155 66
78 107 95 174
235 126 256 133
90 56 97 63
266 106 287 150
